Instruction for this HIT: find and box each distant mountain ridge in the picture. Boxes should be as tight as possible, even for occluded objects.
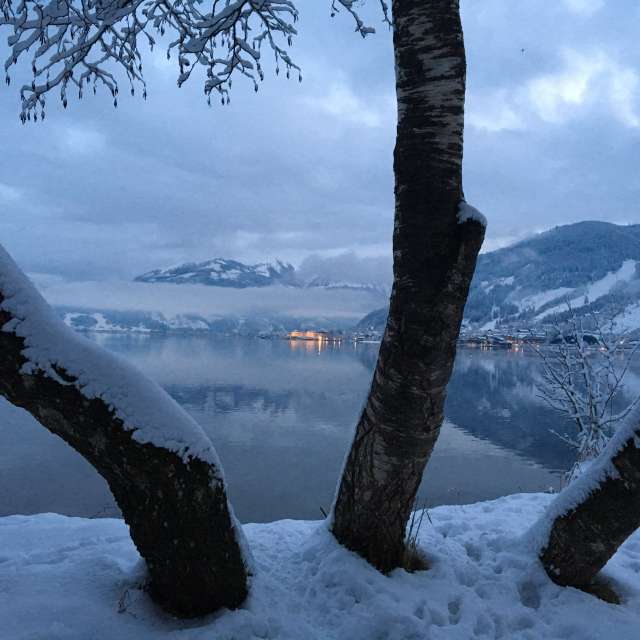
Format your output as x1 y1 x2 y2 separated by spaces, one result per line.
135 258 297 288
356 221 640 333
135 257 388 294
60 308 351 336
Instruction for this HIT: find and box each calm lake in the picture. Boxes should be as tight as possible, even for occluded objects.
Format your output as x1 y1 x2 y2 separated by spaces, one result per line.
2 334 636 523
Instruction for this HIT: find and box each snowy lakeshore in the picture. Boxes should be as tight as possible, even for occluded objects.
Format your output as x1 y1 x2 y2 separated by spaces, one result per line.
2 493 640 640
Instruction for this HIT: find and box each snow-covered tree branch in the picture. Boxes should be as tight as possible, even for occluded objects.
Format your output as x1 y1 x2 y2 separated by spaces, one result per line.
0 243 249 616
1 0 389 121
529 402 640 590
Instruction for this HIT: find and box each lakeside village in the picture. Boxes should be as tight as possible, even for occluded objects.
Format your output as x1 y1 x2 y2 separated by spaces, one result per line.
285 327 640 351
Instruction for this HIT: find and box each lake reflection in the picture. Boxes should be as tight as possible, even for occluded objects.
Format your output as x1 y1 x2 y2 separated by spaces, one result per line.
2 334 625 523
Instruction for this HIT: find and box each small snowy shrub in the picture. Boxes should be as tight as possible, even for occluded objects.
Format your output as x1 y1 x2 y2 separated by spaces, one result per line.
535 308 640 485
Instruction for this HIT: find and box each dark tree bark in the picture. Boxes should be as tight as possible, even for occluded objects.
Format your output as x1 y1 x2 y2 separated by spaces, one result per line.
540 415 640 588
332 0 485 572
0 259 248 618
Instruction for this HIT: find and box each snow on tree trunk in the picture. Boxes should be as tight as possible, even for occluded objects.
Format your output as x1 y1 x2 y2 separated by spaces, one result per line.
528 405 640 589
331 0 485 572
0 245 249 617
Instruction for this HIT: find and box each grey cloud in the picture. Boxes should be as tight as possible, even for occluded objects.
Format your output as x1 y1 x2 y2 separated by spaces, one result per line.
1 1 639 282
40 279 384 321
297 252 392 286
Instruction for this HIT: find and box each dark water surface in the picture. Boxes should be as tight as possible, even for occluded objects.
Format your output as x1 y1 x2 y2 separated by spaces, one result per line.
3 334 630 523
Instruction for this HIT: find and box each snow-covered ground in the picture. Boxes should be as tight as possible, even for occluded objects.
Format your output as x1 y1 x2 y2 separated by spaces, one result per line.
2 493 640 640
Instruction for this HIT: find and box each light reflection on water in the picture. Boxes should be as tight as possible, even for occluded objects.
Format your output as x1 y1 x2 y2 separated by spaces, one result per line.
2 334 631 522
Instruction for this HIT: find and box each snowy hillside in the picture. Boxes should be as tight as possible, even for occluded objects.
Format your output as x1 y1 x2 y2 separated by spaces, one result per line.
357 222 640 333
465 221 640 330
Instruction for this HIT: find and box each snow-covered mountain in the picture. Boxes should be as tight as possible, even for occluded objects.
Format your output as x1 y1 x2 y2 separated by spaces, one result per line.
135 257 389 295
356 222 640 333
135 258 297 288
465 221 640 331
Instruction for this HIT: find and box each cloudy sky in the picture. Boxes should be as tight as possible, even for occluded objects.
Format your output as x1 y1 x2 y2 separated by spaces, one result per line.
1 0 639 283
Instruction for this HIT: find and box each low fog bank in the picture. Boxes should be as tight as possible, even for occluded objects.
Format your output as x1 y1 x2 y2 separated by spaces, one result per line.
37 279 386 321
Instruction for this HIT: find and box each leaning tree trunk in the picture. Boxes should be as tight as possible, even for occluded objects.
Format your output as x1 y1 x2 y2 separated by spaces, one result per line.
0 246 248 618
536 409 640 588
332 0 485 572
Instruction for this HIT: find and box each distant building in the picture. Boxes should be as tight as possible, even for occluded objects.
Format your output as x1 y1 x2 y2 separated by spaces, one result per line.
288 330 341 342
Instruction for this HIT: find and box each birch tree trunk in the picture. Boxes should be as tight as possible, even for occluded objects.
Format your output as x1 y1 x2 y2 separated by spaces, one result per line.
538 411 640 588
332 0 485 572
0 248 248 618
